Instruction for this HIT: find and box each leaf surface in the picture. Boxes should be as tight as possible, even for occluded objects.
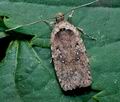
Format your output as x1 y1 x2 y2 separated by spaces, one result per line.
0 0 120 102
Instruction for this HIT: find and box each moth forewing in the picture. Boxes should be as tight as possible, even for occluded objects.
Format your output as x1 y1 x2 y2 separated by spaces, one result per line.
51 14 92 91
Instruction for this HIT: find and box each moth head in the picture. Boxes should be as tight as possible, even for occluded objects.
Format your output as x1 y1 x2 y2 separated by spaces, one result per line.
56 12 64 23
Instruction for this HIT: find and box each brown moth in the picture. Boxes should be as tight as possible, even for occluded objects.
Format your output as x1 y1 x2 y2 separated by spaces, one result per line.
51 13 92 91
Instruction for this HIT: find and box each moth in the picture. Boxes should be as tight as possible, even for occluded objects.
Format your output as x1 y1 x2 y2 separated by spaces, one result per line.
51 12 92 91
51 0 98 91
6 0 98 91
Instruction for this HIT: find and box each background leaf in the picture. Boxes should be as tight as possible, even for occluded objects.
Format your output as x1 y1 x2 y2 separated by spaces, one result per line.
0 0 120 102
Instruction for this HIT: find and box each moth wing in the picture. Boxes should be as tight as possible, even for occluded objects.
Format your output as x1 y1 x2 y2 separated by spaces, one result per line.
51 21 92 91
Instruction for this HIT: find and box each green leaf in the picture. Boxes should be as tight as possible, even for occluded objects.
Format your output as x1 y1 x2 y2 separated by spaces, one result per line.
31 37 50 48
0 16 9 38
0 32 7 38
89 41 120 102
0 0 120 7
0 41 22 102
0 0 120 102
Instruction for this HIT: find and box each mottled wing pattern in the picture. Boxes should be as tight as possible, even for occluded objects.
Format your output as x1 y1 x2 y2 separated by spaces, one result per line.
51 21 92 91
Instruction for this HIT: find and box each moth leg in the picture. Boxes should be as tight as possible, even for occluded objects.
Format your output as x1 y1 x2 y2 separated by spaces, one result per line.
49 58 53 64
67 10 74 23
77 27 97 40
42 20 54 31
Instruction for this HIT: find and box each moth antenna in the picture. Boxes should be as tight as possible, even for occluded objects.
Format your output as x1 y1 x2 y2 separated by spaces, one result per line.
65 0 99 15
5 19 43 32
5 17 55 32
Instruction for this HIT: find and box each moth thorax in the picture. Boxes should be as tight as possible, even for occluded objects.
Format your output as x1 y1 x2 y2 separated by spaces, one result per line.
56 12 64 23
